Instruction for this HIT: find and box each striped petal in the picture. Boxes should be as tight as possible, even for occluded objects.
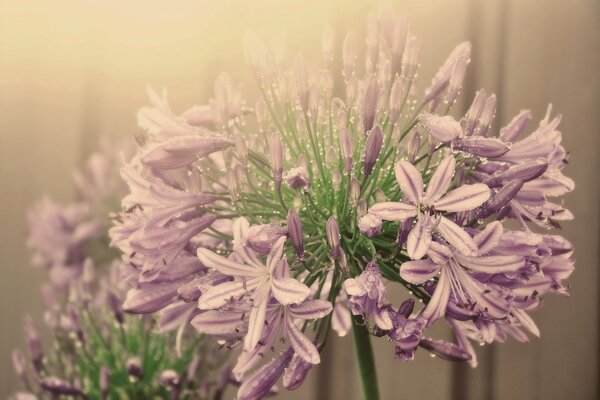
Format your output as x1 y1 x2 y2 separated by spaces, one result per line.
436 216 478 256
271 277 310 305
285 315 320 364
197 248 262 278
244 289 269 351
400 259 441 284
424 156 456 203
266 236 287 273
473 221 503 254
421 267 450 325
368 202 417 221
406 218 434 260
456 254 525 273
198 280 252 310
394 161 423 204
190 310 245 335
288 300 333 320
433 183 490 212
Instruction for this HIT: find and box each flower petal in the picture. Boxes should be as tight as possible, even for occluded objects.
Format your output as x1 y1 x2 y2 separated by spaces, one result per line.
424 156 456 203
406 218 433 260
456 254 525 273
271 277 311 305
473 221 503 254
433 183 490 212
400 259 441 284
368 202 417 221
197 248 261 278
285 315 320 364
436 216 478 256
372 307 393 330
288 300 333 320
266 236 287 273
244 292 268 351
197 280 250 310
190 310 246 335
421 268 450 325
394 161 423 204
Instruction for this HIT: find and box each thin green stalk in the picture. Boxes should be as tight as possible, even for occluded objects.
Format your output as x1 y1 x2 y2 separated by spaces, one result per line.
351 316 380 400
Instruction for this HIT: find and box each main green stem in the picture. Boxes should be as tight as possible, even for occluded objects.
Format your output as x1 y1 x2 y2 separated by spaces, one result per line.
352 316 380 400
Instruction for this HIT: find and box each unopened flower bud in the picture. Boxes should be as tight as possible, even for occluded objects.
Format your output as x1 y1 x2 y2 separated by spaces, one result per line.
234 135 248 167
106 290 124 325
40 377 83 396
362 75 379 133
350 177 361 206
247 224 287 254
419 337 472 362
389 77 405 121
452 137 509 158
407 132 421 163
363 126 383 176
424 42 471 108
358 214 382 237
340 128 354 173
477 94 497 137
463 89 487 136
478 179 524 219
420 112 462 143
287 209 304 259
484 161 548 188
237 348 294 400
283 354 312 390
397 299 415 318
126 357 143 380
159 369 180 388
99 365 110 399
332 170 342 190
373 188 386 203
285 163 310 190
357 199 368 217
326 217 341 259
401 36 422 83
269 134 284 190
445 55 468 107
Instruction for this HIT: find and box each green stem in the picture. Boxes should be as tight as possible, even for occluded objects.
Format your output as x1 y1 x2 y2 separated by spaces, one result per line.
351 316 380 400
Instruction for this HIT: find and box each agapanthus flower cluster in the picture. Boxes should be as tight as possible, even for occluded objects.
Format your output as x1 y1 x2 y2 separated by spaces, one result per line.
111 4 575 398
13 146 231 400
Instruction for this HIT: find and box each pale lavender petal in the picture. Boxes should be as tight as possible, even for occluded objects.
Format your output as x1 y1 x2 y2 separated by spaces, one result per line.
512 308 540 338
283 354 312 390
244 292 268 352
285 316 320 364
406 218 433 260
372 307 393 330
478 179 523 219
141 135 232 170
368 202 417 221
288 300 333 320
436 217 478 256
190 310 246 335
400 259 441 284
452 137 509 158
197 280 252 310
419 113 462 143
236 347 294 400
197 248 261 278
421 268 450 325
271 277 311 305
394 161 423 204
122 282 180 314
266 236 287 273
433 183 490 212
473 221 503 254
424 156 456 203
419 338 472 361
456 254 525 273
499 110 532 142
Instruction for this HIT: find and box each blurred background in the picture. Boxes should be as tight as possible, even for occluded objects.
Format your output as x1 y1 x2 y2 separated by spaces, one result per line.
1 0 598 399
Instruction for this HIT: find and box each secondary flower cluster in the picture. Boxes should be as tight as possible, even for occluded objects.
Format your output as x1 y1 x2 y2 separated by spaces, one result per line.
13 147 231 400
110 4 575 398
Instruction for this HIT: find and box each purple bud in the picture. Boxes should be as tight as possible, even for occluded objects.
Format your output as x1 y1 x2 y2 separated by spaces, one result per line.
159 369 180 388
247 224 287 254
396 217 414 248
357 199 367 216
358 214 382 237
340 128 354 173
287 209 305 259
478 179 524 219
326 216 341 259
269 134 284 190
226 166 239 199
237 347 294 400
362 75 378 133
401 36 422 83
407 132 421 163
40 377 83 396
397 299 415 318
127 357 143 380
452 137 510 158
283 354 312 390
363 126 383 177
477 94 497 137
100 365 110 399
389 77 405 121
178 277 203 302
500 110 532 142
424 42 471 108
419 112 462 143
234 135 248 167
419 338 472 362
463 89 487 136
373 188 386 203
11 349 26 378
485 161 548 188
285 165 310 190
122 282 179 314
446 55 469 106
106 290 124 325
24 317 43 373
350 177 361 206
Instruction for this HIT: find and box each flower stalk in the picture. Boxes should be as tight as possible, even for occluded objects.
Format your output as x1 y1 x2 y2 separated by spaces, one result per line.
352 316 380 400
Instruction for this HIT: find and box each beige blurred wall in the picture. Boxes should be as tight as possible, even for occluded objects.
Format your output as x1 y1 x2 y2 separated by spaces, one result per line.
1 0 598 399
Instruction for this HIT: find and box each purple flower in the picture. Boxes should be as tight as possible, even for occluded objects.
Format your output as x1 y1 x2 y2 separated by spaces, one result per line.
363 126 383 177
343 262 392 330
197 218 311 351
237 347 294 400
326 217 341 259
358 214 382 237
368 156 490 259
140 135 233 170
